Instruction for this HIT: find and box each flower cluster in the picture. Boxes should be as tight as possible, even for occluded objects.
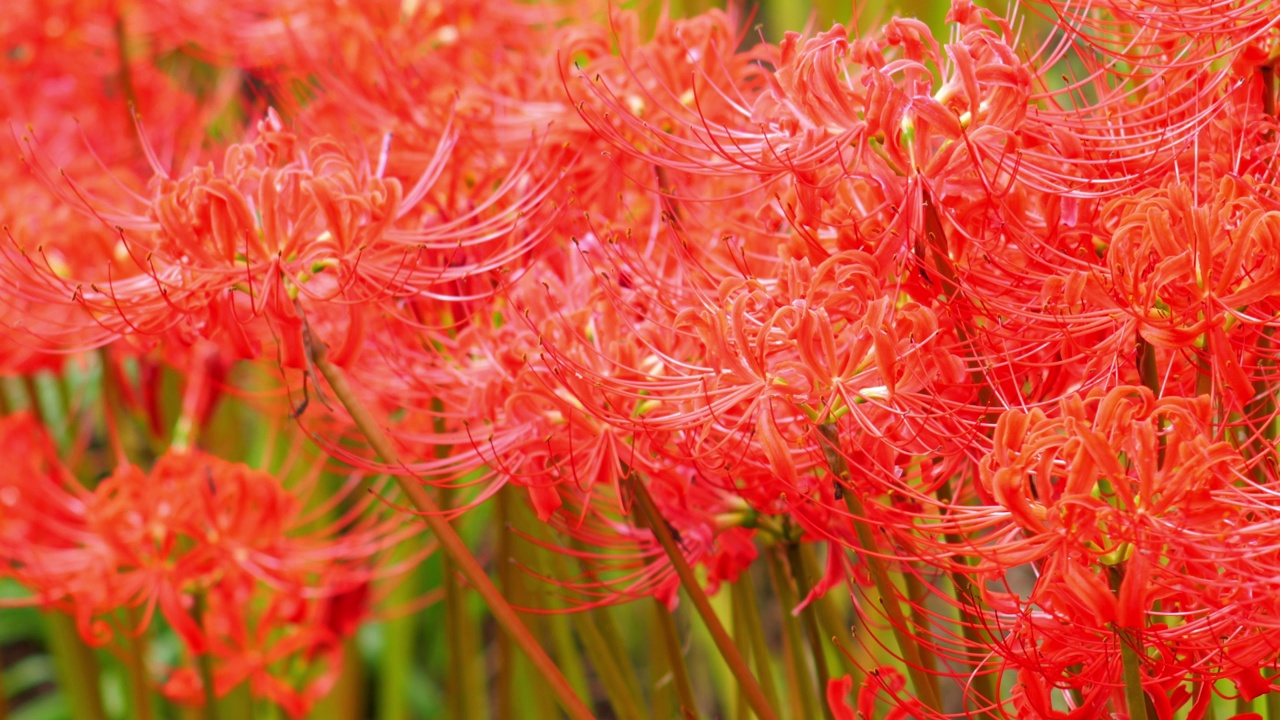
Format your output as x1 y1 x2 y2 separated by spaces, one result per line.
0 413 414 716
5 0 1280 717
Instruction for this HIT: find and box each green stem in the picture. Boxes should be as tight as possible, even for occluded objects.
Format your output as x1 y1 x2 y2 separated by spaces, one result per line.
123 609 155 720
649 619 675 720
1137 337 1160 398
1261 63 1275 118
193 593 218 720
21 376 47 426
629 476 779 720
546 610 589 714
730 568 781 715
310 342 594 720
219 682 252 720
933 480 996 718
818 424 941 710
0 652 10 720
652 601 699 719
785 543 833 720
626 507 698 718
797 544 863 685
326 639 364 720
376 544 423 720
1119 629 1148 720
45 612 107 720
762 0 808 42
842 494 942 710
569 608 646 720
580 596 645 713
447 486 483 720
902 570 940 687
512 491 586 717
766 548 817 720
731 587 751 720
113 5 138 111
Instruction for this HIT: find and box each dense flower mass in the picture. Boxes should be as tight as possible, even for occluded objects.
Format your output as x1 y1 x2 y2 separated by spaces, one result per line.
4 0 1280 717
0 414 416 716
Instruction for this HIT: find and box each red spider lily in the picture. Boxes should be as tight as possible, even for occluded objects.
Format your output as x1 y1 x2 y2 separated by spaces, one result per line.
0 413 423 717
568 8 1060 257
1087 177 1280 411
0 0 243 369
9 0 1280 716
9 108 564 365
4 0 579 377
960 386 1280 707
0 414 97 606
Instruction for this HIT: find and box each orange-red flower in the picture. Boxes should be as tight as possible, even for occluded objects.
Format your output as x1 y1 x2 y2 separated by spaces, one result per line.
0 414 419 717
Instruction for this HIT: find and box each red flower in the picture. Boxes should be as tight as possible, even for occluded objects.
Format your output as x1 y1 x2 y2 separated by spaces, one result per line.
0 415 415 717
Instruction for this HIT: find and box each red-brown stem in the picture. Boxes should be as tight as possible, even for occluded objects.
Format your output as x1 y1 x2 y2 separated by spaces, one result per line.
310 345 594 720
630 476 780 720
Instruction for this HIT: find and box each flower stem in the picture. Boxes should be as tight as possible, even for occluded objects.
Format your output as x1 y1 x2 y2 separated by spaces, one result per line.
309 341 594 720
1261 63 1276 118
842 493 942 709
626 504 699 718
765 547 817 720
1119 629 1149 720
193 593 218 720
45 611 107 720
376 541 423 720
326 639 364 720
785 543 834 720
798 544 866 688
731 567 782 714
122 609 155 720
448 485 485 720
730 585 751 720
934 479 997 718
570 606 647 720
652 600 699 719
0 664 8 720
818 424 942 710
496 488 572 719
560 536 649 714
629 475 779 720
